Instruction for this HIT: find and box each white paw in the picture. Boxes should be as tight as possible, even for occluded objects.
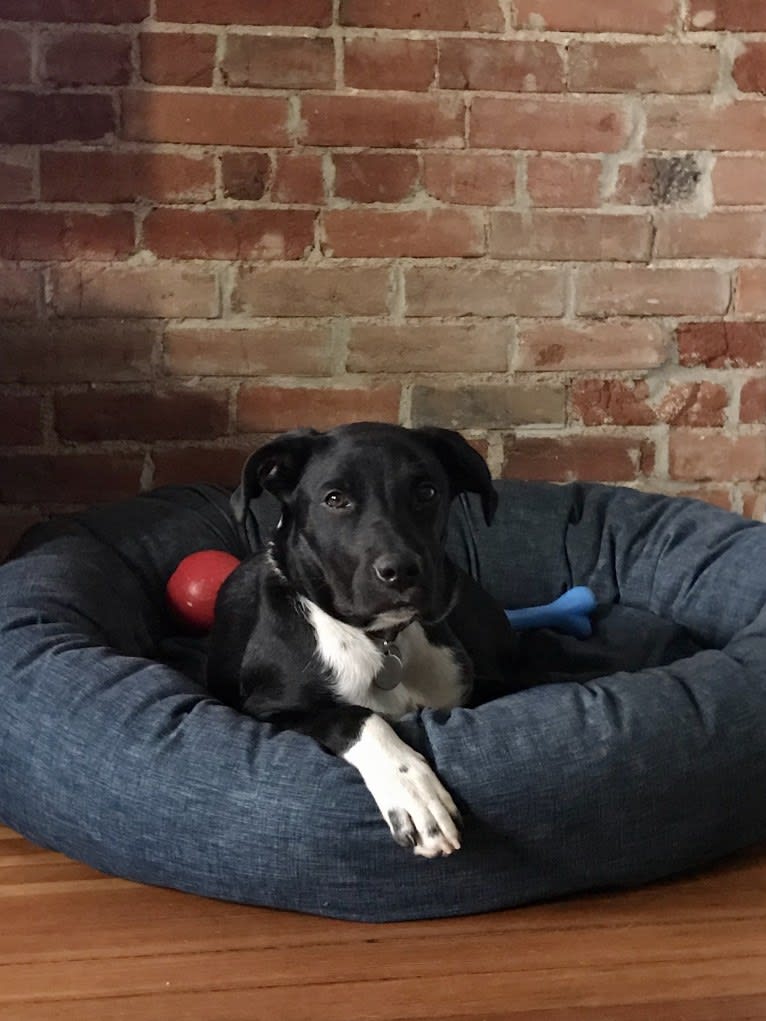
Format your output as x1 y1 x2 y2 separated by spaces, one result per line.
343 715 461 857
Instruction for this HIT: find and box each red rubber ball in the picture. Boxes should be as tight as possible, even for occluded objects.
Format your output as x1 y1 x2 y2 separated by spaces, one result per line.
166 550 241 632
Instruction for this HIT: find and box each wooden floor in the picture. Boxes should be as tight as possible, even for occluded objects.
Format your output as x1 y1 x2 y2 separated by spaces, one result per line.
2 825 766 1020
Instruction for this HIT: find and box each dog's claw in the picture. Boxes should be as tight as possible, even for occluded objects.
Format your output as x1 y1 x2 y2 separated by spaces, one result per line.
388 809 417 848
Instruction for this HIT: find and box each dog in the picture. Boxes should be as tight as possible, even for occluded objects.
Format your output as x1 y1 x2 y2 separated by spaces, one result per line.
207 422 521 858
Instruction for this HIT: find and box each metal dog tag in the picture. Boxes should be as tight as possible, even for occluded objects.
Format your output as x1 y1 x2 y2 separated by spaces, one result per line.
374 641 403 690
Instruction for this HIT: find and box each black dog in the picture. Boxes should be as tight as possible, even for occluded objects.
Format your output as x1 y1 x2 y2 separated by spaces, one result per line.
207 422 519 858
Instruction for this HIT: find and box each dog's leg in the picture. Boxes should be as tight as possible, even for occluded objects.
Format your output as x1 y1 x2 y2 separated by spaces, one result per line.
340 713 462 857
292 706 461 857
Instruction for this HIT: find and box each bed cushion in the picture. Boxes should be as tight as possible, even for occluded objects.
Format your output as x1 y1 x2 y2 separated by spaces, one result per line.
1 480 764 921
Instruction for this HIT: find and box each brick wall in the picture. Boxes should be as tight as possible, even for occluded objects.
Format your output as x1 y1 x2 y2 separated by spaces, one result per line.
1 0 765 555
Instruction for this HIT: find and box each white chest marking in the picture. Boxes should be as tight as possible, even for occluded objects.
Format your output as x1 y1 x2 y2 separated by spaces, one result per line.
298 597 466 719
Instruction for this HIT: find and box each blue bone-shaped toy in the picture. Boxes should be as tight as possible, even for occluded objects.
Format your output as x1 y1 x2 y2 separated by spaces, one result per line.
505 587 597 639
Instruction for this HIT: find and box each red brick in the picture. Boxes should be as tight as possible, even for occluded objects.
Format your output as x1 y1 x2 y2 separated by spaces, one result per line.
339 0 504 30
0 91 114 144
670 429 766 482
221 152 272 201
0 0 149 22
742 488 766 520
439 39 563 92
741 378 766 423
164 325 334 377
0 211 134 261
490 212 651 261
570 43 717 95
713 156 766 205
152 445 252 491
0 29 30 84
301 95 463 148
635 483 732 510
0 395 43 446
466 438 490 462
143 209 315 261
612 155 701 206
55 389 229 443
224 35 334 90
237 385 401 433
140 31 216 87
333 153 419 203
412 385 565 429
736 267 766 314
0 266 39 318
423 153 515 206
614 162 655 206
689 0 766 30
732 43 766 96
517 321 668 371
672 486 734 511
122 90 288 147
233 265 389 317
323 209 483 258
0 453 144 504
502 435 654 483
655 212 766 258
526 155 600 208
645 98 766 151
0 321 156 382
155 0 331 25
405 265 565 317
348 323 508 373
572 380 655 427
41 151 214 204
577 267 730 317
0 157 34 203
470 97 629 153
52 264 219 319
516 0 675 31
656 382 729 427
678 322 766 368
345 37 435 92
42 30 132 87
273 153 324 204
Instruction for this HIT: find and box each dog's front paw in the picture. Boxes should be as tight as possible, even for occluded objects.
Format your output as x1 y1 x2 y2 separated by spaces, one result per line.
381 754 462 858
343 715 461 857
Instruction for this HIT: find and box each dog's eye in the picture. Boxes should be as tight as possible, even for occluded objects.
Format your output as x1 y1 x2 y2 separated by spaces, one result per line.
324 490 352 510
414 482 438 504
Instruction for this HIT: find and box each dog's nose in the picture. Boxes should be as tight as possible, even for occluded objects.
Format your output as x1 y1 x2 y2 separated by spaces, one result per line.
373 554 423 590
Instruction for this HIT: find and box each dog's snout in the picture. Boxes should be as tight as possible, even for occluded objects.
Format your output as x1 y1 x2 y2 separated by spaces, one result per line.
373 553 423 590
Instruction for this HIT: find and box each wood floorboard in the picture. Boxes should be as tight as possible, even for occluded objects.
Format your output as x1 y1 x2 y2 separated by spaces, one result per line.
2 825 765 1020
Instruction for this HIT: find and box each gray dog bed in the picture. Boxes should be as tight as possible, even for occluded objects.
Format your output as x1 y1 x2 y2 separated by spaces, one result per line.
0 480 764 921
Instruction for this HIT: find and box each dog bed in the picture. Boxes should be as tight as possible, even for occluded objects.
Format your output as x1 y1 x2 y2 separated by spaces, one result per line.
1 480 765 922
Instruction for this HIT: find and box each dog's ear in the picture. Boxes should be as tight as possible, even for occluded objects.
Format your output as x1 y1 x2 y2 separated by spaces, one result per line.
414 426 498 526
231 428 320 522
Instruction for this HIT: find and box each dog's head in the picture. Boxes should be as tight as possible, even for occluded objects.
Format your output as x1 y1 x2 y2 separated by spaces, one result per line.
232 422 497 630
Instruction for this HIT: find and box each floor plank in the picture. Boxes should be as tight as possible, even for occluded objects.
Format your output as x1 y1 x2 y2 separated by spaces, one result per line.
2 825 765 1020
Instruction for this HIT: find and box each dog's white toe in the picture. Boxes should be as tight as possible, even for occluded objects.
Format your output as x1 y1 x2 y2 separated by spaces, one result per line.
343 714 462 857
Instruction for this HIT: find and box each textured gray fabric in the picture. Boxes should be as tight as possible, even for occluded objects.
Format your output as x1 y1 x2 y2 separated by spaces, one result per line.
0 481 764 921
